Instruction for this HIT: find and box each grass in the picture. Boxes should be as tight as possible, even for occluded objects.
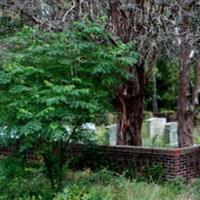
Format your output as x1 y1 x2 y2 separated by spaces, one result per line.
56 169 200 200
0 156 200 200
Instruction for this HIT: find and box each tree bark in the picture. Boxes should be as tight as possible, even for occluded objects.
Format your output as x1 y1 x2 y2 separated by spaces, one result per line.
152 73 158 113
116 66 144 146
177 11 193 147
109 0 156 146
177 59 194 147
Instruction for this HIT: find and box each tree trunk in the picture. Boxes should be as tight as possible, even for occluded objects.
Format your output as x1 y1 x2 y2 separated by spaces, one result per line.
177 109 194 147
177 49 194 147
109 0 145 146
177 58 194 147
152 73 158 113
177 54 200 147
177 9 194 147
116 66 144 146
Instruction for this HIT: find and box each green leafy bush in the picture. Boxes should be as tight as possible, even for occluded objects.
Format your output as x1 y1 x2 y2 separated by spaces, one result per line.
0 157 53 200
142 163 165 183
54 169 197 200
0 18 138 191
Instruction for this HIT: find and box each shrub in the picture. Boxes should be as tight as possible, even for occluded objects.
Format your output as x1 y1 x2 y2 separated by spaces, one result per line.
0 157 53 200
0 17 138 191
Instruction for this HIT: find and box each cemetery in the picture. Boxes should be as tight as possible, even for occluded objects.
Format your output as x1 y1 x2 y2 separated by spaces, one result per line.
0 115 199 182
1 1 200 200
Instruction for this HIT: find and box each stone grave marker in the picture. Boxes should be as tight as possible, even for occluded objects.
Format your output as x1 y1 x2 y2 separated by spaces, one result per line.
82 122 96 133
107 124 117 145
145 117 167 138
164 122 178 147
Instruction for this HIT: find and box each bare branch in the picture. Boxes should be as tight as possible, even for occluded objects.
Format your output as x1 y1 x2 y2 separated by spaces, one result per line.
62 0 76 22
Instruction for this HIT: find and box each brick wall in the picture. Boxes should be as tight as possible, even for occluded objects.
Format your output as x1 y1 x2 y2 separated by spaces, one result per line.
67 144 200 181
1 144 200 181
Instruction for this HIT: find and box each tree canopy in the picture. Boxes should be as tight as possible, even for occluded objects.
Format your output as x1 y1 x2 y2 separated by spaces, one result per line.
0 19 138 142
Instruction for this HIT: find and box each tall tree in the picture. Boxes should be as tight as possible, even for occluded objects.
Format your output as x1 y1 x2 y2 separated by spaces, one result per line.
109 0 200 147
176 2 200 147
3 0 200 147
0 0 165 146
162 1 200 147
108 0 166 145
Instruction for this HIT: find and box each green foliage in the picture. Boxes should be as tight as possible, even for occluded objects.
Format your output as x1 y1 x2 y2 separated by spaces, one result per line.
54 169 198 200
55 169 127 200
142 163 165 183
0 157 53 200
155 58 179 110
0 19 138 141
144 57 179 111
143 111 153 120
95 126 109 145
0 18 138 191
0 16 23 38
0 160 199 200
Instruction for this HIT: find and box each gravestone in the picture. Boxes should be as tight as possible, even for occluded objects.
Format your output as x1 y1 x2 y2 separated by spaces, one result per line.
0 126 5 138
164 122 178 147
82 123 96 133
145 117 167 138
64 123 96 134
107 124 117 145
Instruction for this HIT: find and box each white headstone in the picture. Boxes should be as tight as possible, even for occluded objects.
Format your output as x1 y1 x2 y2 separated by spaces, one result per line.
64 123 96 134
63 125 72 134
164 122 178 147
145 117 167 138
108 124 117 145
82 123 96 133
